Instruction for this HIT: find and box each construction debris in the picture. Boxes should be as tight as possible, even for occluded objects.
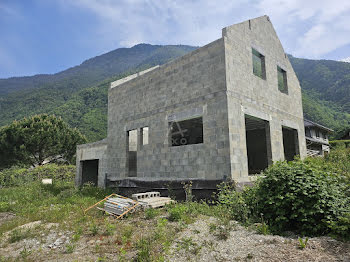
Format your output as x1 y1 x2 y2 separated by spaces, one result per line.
103 197 138 216
132 192 174 208
42 178 53 184
84 192 174 219
84 193 140 219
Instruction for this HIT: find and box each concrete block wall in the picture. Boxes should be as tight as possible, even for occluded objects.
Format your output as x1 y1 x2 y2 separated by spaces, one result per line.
223 15 307 182
76 139 108 187
76 15 307 188
107 38 232 182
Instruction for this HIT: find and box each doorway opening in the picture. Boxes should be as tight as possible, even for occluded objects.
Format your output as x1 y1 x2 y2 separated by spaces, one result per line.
282 126 299 161
81 159 99 185
245 115 272 175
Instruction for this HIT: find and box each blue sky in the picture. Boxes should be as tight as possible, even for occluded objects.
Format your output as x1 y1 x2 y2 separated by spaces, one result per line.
1 0 350 78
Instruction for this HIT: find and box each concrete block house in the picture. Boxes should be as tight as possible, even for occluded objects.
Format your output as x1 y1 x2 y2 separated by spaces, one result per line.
76 16 307 194
304 119 333 156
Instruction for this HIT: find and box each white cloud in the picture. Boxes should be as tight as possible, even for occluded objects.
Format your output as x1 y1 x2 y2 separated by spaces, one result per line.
56 0 350 59
257 0 350 58
59 0 254 49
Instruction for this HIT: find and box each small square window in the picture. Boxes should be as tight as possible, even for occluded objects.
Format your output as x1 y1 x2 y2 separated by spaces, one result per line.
277 66 288 94
252 48 266 79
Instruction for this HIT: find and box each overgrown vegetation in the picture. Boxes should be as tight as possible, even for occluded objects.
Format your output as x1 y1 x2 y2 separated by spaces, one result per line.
254 159 349 236
0 148 349 261
0 164 75 188
215 148 350 240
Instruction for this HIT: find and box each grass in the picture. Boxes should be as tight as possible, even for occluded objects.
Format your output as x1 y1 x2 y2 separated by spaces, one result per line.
0 181 110 235
0 171 212 260
2 155 348 261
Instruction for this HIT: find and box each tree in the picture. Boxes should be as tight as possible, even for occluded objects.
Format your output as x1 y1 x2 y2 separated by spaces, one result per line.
0 114 87 169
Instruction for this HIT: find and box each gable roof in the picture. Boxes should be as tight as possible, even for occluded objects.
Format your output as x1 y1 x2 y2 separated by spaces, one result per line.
304 119 333 133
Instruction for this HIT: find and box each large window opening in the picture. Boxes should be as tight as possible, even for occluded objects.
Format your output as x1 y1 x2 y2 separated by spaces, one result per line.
245 115 272 175
127 129 137 177
277 66 288 94
282 126 299 161
252 48 266 79
169 117 203 147
81 159 99 186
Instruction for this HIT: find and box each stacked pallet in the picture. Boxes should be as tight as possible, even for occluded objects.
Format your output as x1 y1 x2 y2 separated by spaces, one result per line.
103 197 138 216
132 192 174 208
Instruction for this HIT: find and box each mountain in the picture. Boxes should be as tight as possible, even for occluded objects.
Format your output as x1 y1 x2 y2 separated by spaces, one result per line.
0 44 197 141
0 44 349 141
288 55 350 137
340 57 350 63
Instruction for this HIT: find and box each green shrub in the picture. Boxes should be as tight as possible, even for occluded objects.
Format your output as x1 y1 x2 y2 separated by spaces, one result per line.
103 220 116 236
255 160 350 236
323 148 350 186
89 222 99 236
0 164 75 188
328 212 350 240
136 237 152 262
216 182 249 222
330 140 350 149
145 208 159 220
0 201 10 212
215 182 259 224
168 205 189 222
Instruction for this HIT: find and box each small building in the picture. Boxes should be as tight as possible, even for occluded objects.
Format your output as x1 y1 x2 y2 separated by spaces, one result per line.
340 129 350 140
304 119 333 156
76 15 307 194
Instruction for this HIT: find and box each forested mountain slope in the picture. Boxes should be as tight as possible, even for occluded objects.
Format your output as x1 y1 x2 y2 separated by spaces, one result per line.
0 45 349 141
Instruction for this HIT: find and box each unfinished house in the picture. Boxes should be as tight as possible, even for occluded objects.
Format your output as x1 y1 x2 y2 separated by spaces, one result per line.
304 119 333 156
76 15 307 194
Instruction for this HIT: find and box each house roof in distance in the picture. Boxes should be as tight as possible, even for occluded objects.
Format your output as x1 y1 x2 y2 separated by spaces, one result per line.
304 119 333 133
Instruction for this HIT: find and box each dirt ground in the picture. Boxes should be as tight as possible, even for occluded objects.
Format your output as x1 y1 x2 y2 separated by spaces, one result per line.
0 212 16 227
166 216 350 262
0 213 349 262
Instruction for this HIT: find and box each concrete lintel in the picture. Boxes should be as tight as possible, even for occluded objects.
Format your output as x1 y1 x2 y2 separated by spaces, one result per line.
167 107 203 122
280 119 299 130
241 105 271 122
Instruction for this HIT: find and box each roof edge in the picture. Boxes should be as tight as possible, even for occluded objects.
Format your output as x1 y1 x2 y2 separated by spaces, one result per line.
304 119 334 132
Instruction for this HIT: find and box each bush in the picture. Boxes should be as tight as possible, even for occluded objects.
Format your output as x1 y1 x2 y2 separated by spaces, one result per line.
216 182 261 224
145 208 159 220
168 204 189 222
0 164 75 188
328 212 350 240
330 140 350 149
323 148 350 186
255 160 350 236
216 182 250 222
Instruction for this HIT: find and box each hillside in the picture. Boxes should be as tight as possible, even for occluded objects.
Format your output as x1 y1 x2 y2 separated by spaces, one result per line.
288 55 350 137
0 45 349 141
0 44 197 141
